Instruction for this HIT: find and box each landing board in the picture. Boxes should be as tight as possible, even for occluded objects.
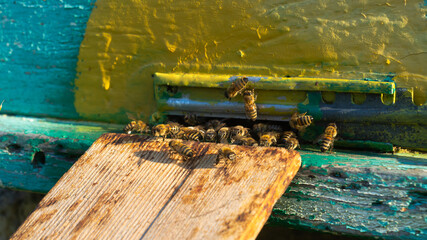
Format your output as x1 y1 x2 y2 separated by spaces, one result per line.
11 133 301 240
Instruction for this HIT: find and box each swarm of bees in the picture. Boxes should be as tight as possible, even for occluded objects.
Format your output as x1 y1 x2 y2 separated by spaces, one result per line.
124 115 337 166
123 77 338 163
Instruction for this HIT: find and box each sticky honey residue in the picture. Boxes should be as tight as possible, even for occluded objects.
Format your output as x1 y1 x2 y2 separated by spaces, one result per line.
75 0 427 122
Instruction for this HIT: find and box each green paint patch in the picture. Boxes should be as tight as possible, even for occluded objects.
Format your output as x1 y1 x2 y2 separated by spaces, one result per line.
298 92 323 120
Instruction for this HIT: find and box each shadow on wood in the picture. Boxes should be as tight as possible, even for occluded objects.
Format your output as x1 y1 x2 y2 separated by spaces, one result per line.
11 133 301 240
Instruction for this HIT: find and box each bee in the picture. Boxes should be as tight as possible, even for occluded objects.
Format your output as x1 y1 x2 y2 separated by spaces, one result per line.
205 119 225 129
243 89 257 121
173 129 185 139
152 124 169 140
280 131 297 144
283 138 300 150
216 147 236 165
324 123 338 138
218 127 231 143
123 120 150 134
319 123 338 152
204 120 226 142
225 77 249 100
259 132 280 147
124 112 150 134
182 127 205 141
169 140 194 161
167 122 181 138
290 112 314 131
252 123 283 137
205 128 217 142
230 125 250 138
230 135 258 146
184 113 199 126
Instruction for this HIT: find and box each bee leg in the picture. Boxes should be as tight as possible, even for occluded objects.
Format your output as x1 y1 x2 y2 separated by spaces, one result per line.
215 155 222 165
329 142 335 154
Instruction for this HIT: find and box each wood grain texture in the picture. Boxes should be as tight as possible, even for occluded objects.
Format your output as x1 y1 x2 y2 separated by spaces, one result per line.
11 133 301 240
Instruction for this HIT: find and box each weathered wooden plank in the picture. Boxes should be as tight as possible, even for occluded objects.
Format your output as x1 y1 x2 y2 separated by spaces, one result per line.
0 115 123 192
270 149 427 239
2 115 426 238
11 133 301 240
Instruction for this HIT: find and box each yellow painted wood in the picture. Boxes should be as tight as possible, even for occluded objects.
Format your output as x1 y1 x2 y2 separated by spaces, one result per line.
11 133 301 240
74 0 427 122
154 72 395 94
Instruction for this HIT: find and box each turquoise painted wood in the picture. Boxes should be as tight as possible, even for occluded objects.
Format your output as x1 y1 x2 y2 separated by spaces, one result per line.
0 115 425 239
271 149 427 239
0 0 95 119
0 114 122 192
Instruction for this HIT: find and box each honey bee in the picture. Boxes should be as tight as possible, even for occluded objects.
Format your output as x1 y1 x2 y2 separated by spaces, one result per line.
280 131 297 144
205 119 226 129
169 140 194 161
216 147 236 165
204 120 226 142
182 127 205 141
319 123 338 152
252 123 283 137
283 138 300 150
184 113 199 126
225 77 249 100
173 129 185 139
230 135 258 146
205 128 217 142
124 112 150 134
218 127 231 143
167 122 181 138
230 125 250 138
152 124 169 140
290 112 314 131
124 120 150 134
243 89 257 121
259 132 280 147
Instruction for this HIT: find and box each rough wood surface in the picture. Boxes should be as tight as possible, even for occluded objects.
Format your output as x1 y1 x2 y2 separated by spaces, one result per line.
271 149 427 239
11 133 301 240
0 115 123 192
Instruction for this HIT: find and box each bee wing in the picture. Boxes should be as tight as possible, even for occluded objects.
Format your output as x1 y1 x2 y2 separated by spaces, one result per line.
126 112 137 121
290 112 298 121
313 134 325 145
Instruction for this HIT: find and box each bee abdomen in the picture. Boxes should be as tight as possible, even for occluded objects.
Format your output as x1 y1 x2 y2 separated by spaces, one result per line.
297 115 313 126
236 77 249 90
245 105 257 121
179 144 194 158
281 131 296 143
320 135 334 152
123 121 136 134
225 77 249 99
184 130 203 141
